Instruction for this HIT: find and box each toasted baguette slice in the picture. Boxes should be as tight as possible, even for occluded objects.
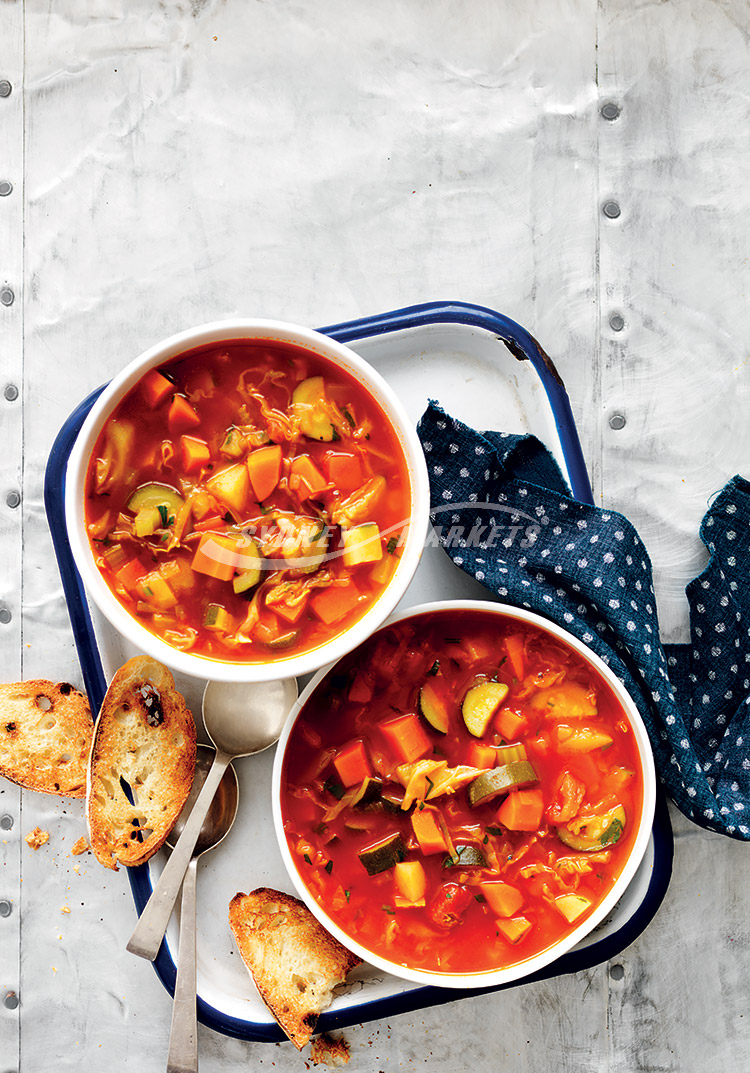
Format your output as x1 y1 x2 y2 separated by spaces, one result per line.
0 680 92 797
229 888 361 1049
87 656 196 871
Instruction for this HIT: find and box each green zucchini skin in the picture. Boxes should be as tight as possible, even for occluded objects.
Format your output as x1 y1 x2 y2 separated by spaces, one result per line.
442 844 488 869
358 832 407 875
467 761 538 807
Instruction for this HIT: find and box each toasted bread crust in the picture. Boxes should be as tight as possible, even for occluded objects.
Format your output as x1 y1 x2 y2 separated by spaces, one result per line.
229 887 361 1049
87 656 196 871
0 680 92 797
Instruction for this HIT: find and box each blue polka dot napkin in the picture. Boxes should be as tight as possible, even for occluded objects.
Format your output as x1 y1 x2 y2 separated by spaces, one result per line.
418 401 750 840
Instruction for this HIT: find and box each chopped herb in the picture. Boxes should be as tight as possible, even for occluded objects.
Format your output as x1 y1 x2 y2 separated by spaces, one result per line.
323 776 345 800
331 426 340 441
425 775 434 794
486 825 503 836
311 524 325 542
386 536 399 554
601 818 624 846
343 408 356 428
168 515 175 526
418 801 425 810
344 889 351 902
382 905 395 915
157 504 169 527
474 893 486 903
427 659 440 676
223 512 233 523
365 433 370 440
483 835 489 844
314 822 328 835
498 656 507 666
324 859 334 874
432 745 444 756
303 853 312 865
143 585 153 596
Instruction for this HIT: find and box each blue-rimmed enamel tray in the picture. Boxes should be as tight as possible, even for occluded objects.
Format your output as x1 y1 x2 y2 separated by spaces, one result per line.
44 300 673 1041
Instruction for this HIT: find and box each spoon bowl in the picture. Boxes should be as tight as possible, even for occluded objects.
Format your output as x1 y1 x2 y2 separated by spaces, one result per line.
166 743 239 855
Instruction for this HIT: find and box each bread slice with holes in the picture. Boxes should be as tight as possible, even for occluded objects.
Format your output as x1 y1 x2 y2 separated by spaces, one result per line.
87 656 196 871
229 888 361 1049
0 680 92 797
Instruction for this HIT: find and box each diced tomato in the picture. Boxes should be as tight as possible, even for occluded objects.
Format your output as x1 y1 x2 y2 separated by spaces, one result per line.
324 451 363 494
333 739 372 787
427 882 472 929
546 770 585 824
180 434 210 473
168 394 201 436
141 369 174 409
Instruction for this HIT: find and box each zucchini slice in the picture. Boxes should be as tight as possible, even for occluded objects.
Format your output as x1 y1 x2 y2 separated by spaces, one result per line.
351 776 384 809
467 761 538 807
358 832 407 876
292 376 336 441
462 681 510 737
232 538 263 594
556 805 626 851
127 483 185 518
418 682 449 734
442 844 488 869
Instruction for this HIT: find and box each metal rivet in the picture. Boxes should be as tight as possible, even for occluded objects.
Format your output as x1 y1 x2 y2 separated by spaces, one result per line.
0 81 11 99
6 491 20 509
0 815 13 831
602 200 621 220
609 413 627 431
609 963 625 980
601 101 620 121
0 609 11 625
3 991 19 1010
0 288 14 307
0 900 11 918
609 312 625 332
0 180 11 197
4 384 18 402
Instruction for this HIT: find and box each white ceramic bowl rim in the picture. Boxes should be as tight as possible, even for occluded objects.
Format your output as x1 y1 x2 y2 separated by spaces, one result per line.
272 599 657 989
65 318 430 683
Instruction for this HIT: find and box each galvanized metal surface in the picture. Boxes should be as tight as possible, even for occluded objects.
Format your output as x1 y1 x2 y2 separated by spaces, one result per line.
2 1 750 1070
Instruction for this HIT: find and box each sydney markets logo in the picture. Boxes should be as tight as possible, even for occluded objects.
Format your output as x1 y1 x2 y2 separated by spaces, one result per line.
199 500 542 573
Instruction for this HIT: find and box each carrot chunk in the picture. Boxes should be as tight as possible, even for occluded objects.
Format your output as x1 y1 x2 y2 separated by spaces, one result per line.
495 707 528 741
191 533 238 582
324 451 363 494
380 713 432 765
310 581 361 625
168 394 201 436
289 455 327 500
180 434 210 473
333 739 372 787
467 741 497 769
504 634 526 680
497 788 544 832
247 444 282 501
479 881 524 918
411 806 448 855
141 369 173 409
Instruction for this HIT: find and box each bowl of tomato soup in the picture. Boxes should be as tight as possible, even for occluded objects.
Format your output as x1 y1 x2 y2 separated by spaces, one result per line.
273 601 656 987
66 320 429 681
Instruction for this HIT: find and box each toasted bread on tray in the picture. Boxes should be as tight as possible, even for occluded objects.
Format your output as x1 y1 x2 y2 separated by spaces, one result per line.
0 679 92 797
87 656 196 870
229 887 361 1049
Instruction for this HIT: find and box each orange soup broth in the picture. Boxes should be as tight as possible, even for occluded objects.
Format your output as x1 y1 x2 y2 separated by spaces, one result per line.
84 340 411 663
282 610 644 975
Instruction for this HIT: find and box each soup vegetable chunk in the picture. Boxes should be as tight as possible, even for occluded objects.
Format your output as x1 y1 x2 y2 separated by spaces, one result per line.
84 340 411 662
281 611 644 974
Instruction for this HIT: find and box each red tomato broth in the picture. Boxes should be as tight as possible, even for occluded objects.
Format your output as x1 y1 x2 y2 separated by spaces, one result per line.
281 610 645 975
84 340 411 663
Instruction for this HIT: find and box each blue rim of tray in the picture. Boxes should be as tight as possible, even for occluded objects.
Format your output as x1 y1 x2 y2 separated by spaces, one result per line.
44 299 673 1042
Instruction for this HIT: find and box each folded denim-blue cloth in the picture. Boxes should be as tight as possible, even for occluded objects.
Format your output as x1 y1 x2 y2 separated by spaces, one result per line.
417 401 750 840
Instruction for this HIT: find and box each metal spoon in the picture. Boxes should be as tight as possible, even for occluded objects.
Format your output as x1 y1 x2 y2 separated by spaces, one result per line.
127 677 297 962
165 745 238 1073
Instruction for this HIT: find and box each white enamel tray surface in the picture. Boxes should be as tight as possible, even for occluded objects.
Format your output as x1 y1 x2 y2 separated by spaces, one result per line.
82 318 658 1029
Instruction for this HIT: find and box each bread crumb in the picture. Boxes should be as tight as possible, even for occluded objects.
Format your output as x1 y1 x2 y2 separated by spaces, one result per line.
61 905 71 914
71 836 89 856
25 827 49 850
310 1034 351 1066
73 864 80 874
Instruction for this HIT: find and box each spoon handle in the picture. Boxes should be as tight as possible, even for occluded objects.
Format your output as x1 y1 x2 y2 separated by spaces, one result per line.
166 858 198 1073
127 752 230 961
